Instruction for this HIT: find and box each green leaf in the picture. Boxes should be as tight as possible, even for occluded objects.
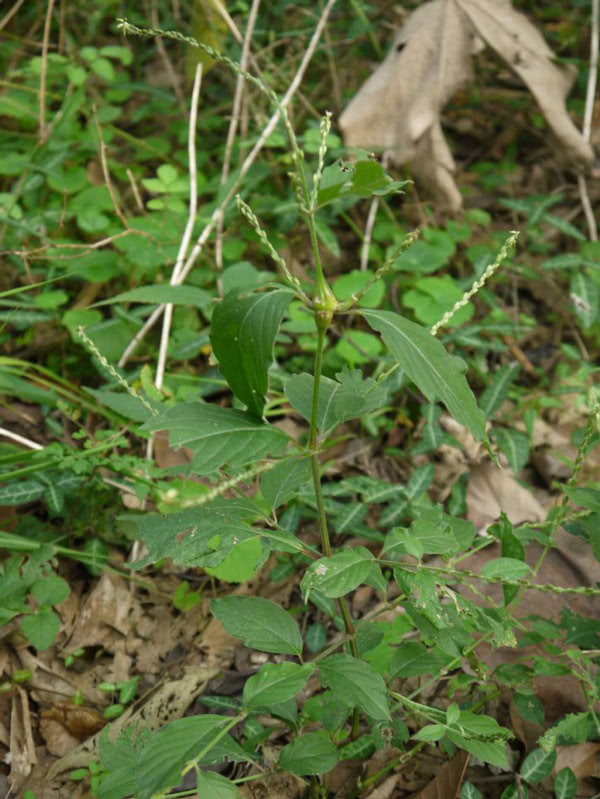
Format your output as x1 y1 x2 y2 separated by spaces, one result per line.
479 362 521 419
95 285 211 310
301 548 374 599
124 498 260 569
316 158 404 208
361 310 485 440
513 692 544 726
520 747 556 783
563 486 600 512
538 712 590 751
493 428 529 473
0 480 45 505
278 734 338 775
480 558 532 581
204 536 265 584
210 288 293 416
333 367 388 422
243 662 313 710
554 768 576 799
260 457 312 510
284 372 339 432
413 724 445 742
136 716 250 799
461 780 483 799
21 609 60 650
84 388 157 422
333 270 385 308
195 772 240 799
319 654 390 720
410 510 459 555
390 642 441 678
211 596 303 656
31 575 69 606
142 402 288 474
570 272 599 328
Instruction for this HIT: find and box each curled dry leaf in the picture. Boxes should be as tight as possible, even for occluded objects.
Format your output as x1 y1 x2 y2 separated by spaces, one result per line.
340 0 593 209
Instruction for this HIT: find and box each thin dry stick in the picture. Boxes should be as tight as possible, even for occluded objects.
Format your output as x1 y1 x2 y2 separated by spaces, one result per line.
39 0 56 143
154 62 203 394
118 0 338 368
93 105 129 229
0 0 27 31
360 155 390 271
215 0 261 295
578 0 598 241
0 427 43 450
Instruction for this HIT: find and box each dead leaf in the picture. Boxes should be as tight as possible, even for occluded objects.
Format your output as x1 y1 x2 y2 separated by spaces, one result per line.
66 572 133 651
412 750 469 799
365 775 400 799
466 461 546 532
46 663 220 778
9 686 37 784
554 742 600 781
340 0 593 209
41 702 105 740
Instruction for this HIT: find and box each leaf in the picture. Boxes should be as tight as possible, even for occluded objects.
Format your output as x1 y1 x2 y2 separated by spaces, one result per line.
21 609 60 651
340 0 592 210
301 548 374 599
243 662 313 711
96 284 211 309
333 367 388 422
553 768 576 799
480 558 532 581
493 428 529 474
211 596 303 656
390 642 441 678
124 499 260 569
210 288 293 416
142 402 288 474
316 157 404 208
137 716 250 799
570 272 599 329
361 309 485 440
31 575 69 606
461 780 483 799
195 772 240 799
0 480 45 505
284 372 340 432
520 747 556 783
85 388 158 422
260 457 312 510
319 654 391 720
479 362 521 419
278 734 339 775
414 750 469 799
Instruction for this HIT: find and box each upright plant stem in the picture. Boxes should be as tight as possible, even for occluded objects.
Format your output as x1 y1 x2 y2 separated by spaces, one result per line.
308 322 360 657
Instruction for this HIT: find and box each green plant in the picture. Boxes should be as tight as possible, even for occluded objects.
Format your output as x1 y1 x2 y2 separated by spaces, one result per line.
3 6 600 799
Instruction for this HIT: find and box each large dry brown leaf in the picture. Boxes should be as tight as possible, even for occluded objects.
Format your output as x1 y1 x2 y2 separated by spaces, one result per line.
412 750 470 799
45 663 220 779
340 0 593 209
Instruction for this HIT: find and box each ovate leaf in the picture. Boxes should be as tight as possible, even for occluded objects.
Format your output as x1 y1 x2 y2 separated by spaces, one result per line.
361 310 485 440
260 457 312 510
142 403 288 475
319 654 390 720
210 288 293 416
211 596 303 656
301 547 374 599
243 662 313 710
278 734 339 775
124 498 260 569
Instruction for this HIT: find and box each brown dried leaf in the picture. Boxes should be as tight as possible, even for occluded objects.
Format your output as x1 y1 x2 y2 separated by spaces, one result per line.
340 0 592 209
41 702 105 740
9 686 37 783
554 742 600 780
412 750 469 799
47 663 220 778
